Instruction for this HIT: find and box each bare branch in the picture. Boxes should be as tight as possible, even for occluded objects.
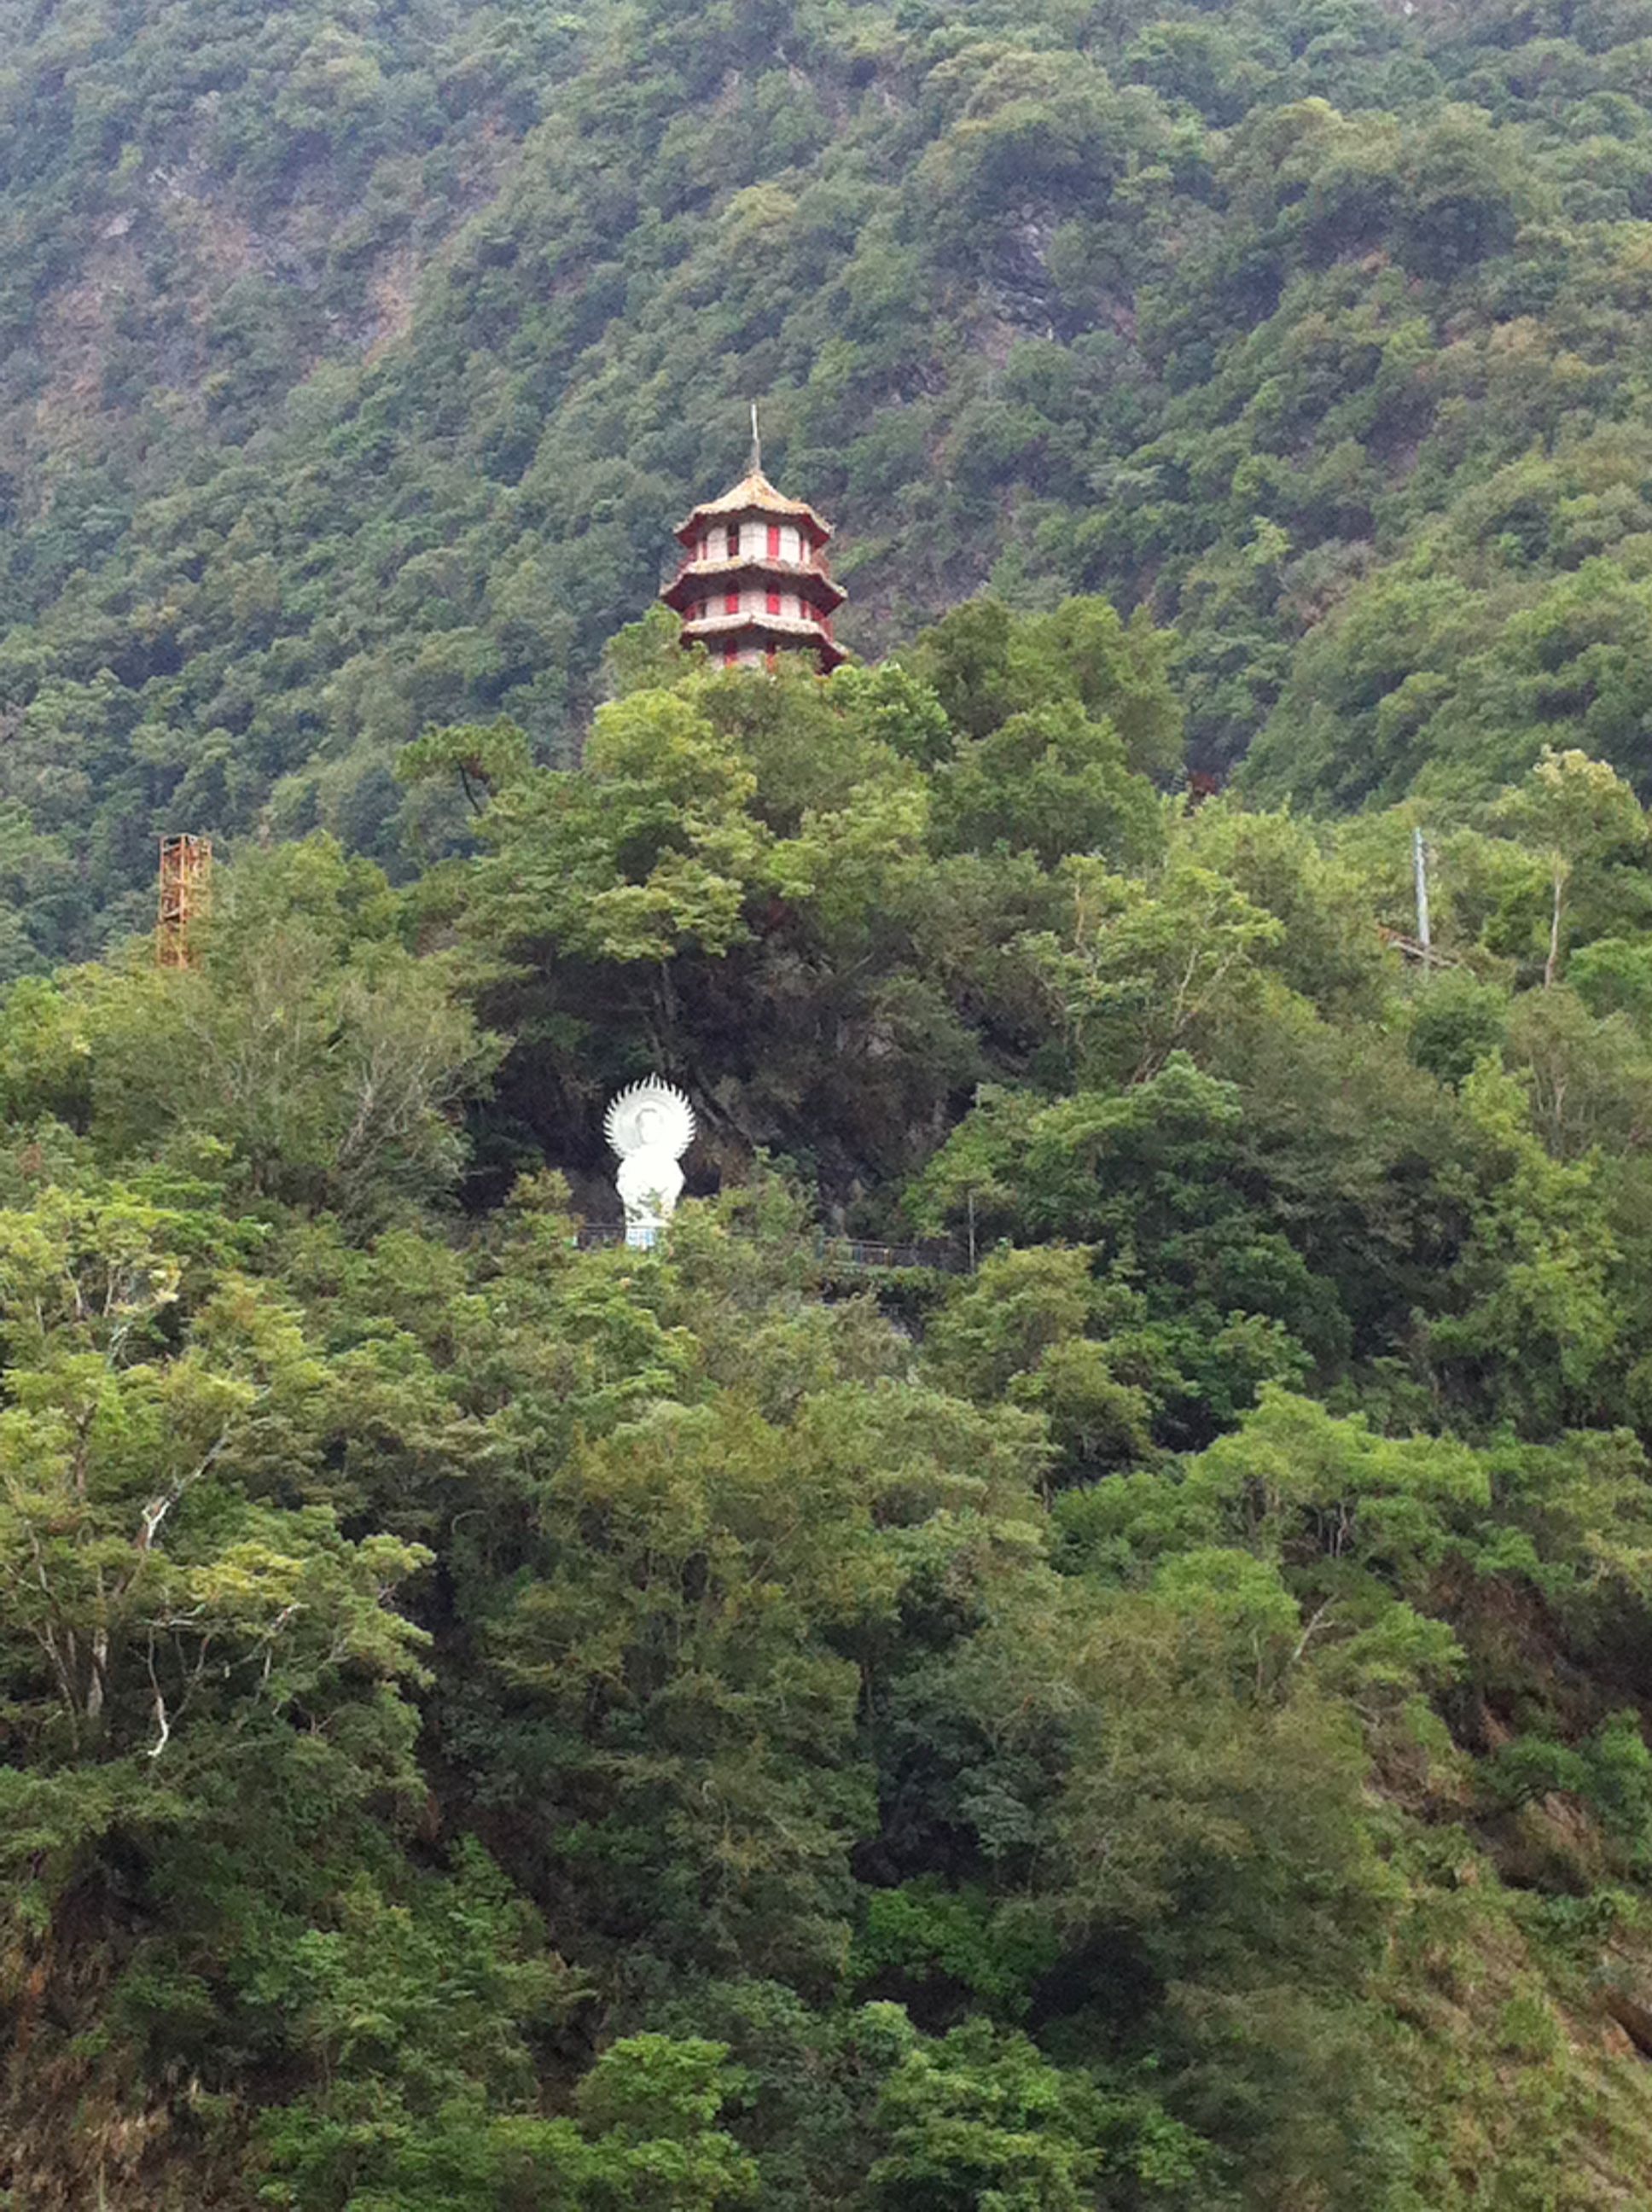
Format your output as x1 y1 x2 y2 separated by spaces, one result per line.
144 1634 172 1760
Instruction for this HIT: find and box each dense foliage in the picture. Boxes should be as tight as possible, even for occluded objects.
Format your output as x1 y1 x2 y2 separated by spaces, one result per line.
13 0 1652 2202
8 595 1652 2204
11 0 1652 952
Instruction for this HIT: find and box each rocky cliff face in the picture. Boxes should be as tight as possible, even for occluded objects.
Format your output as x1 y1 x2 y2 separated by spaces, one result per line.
0 1 545 524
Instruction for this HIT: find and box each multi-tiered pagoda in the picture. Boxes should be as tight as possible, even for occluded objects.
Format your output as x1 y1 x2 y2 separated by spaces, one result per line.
661 427 846 672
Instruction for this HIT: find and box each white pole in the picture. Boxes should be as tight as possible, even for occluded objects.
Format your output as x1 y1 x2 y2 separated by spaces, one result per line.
1413 826 1432 969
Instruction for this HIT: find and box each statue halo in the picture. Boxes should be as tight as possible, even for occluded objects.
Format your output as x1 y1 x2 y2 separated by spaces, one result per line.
604 1078 696 1161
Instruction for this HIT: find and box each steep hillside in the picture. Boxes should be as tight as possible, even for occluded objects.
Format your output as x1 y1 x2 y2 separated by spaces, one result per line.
9 0 1652 958
15 13 1652 2197
0 0 571 533
11 626 1652 2209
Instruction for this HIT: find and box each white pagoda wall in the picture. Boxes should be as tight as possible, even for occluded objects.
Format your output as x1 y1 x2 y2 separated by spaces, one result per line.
696 521 807 562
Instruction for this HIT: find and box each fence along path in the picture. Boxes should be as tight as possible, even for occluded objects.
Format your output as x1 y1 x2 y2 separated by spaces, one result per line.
573 1223 962 1271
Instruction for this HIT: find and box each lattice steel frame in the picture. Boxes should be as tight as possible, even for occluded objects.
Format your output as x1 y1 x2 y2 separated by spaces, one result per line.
157 833 212 969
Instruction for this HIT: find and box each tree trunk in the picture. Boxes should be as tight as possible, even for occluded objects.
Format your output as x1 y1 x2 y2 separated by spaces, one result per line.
1544 860 1565 989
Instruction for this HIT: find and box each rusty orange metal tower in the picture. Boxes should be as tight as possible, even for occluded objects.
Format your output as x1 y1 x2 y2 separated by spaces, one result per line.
157 833 212 969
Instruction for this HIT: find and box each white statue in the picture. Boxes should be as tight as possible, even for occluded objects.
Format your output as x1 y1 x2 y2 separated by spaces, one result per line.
605 1079 696 1249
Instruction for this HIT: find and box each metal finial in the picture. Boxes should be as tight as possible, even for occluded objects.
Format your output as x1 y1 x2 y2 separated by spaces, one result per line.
749 399 761 475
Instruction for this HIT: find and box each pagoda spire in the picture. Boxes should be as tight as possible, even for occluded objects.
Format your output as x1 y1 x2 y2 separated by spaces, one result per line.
660 424 846 674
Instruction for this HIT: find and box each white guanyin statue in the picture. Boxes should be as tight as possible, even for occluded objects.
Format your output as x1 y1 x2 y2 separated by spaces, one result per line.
605 1078 696 1249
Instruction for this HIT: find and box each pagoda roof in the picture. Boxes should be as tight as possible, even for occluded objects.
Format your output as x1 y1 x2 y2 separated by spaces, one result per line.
661 554 846 613
674 468 833 545
683 608 834 642
682 605 846 670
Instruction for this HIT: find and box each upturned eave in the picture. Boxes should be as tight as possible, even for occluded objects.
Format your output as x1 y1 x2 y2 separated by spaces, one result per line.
681 608 847 670
661 556 846 614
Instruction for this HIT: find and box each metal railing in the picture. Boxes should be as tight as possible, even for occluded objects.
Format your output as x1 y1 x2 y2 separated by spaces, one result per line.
573 1224 961 1271
575 1222 630 1249
821 1238 957 1272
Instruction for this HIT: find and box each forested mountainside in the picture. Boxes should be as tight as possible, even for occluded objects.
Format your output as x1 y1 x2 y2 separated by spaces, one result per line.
10 610 1652 2209
6 0 1652 955
17 1 1652 2209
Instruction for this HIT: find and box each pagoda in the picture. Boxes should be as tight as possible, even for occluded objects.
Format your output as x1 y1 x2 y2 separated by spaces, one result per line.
661 413 846 672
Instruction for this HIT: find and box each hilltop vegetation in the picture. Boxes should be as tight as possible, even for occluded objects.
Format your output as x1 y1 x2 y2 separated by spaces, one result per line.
9 0 1652 952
